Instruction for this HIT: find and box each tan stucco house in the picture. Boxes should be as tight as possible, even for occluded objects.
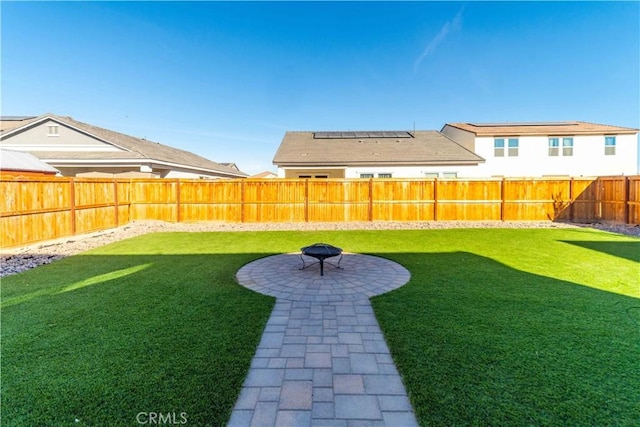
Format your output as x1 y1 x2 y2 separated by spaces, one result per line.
0 114 248 179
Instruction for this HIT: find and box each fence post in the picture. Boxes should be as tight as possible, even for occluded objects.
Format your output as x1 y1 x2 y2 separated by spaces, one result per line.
304 179 309 222
240 180 245 223
368 179 373 222
624 176 630 224
433 178 438 221
569 178 574 222
69 178 76 235
175 179 181 222
113 179 119 227
596 178 603 220
500 178 506 221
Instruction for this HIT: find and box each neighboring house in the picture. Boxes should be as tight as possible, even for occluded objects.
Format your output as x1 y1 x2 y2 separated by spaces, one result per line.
250 171 278 179
441 121 639 177
0 114 248 179
272 131 485 178
0 149 60 177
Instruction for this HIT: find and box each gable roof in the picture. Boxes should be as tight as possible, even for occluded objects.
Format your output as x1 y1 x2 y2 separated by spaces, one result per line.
273 130 485 167
250 170 278 179
443 121 638 137
0 149 60 174
0 114 248 177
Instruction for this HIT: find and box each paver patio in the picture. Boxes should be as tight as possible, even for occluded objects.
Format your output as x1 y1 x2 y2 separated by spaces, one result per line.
229 252 418 426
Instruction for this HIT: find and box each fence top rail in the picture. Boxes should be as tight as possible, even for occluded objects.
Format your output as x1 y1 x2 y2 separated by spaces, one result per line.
3 175 634 184
597 175 639 181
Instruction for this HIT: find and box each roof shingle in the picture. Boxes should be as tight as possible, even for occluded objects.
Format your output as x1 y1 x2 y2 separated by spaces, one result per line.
273 131 484 166
444 121 638 136
0 114 248 177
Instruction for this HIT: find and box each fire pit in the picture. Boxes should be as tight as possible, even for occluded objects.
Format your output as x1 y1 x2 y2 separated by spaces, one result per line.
300 243 343 276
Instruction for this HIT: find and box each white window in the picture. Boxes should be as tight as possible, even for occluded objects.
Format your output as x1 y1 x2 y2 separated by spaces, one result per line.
360 173 374 178
423 172 439 178
494 138 518 157
507 138 519 157
562 138 573 156
442 172 458 178
494 139 505 157
548 138 559 156
377 173 392 178
549 137 573 156
605 136 616 155
47 125 59 137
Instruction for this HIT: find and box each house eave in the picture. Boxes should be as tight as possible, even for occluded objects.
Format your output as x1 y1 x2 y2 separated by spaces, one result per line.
275 160 484 167
41 157 248 177
0 115 131 151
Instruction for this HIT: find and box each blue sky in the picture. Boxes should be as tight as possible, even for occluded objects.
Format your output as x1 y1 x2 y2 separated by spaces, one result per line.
2 1 639 175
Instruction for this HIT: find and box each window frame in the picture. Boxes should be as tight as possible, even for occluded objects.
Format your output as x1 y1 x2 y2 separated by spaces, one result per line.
47 125 59 137
605 136 616 155
507 138 519 157
562 137 573 156
494 138 505 157
548 137 560 156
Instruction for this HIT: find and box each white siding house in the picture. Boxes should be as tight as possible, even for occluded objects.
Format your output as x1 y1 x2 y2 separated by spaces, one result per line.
274 122 638 179
273 131 485 179
441 122 638 177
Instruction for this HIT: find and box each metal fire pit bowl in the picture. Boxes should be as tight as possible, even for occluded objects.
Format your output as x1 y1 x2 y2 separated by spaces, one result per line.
300 243 343 276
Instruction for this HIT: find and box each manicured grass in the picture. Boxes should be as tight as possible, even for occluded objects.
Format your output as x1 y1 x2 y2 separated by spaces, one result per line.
1 233 280 427
370 228 639 425
1 228 638 425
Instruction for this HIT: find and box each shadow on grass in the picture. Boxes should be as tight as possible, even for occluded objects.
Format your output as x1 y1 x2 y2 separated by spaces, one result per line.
3 247 638 426
373 251 640 426
558 240 640 262
1 253 275 427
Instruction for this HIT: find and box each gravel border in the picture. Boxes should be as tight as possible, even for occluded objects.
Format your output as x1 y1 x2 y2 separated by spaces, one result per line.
1 220 638 278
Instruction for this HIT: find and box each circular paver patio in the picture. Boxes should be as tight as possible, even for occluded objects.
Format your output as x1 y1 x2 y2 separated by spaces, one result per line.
236 252 411 302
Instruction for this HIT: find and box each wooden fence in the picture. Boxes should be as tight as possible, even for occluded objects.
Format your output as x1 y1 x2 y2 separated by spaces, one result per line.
1 176 638 248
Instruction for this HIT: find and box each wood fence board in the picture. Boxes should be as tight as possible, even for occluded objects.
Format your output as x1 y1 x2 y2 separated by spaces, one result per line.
131 180 177 203
629 177 640 224
307 203 370 222
371 179 435 201
438 202 502 221
1 176 637 248
244 180 305 202
75 207 119 234
372 202 435 221
437 179 502 201
243 203 305 222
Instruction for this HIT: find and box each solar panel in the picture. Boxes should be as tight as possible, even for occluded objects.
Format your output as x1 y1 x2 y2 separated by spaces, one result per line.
313 131 413 139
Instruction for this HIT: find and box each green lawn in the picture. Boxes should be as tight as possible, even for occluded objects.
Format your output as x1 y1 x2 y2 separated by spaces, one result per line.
1 228 638 426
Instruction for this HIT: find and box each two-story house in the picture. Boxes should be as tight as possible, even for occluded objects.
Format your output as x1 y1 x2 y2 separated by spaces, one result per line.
441 121 638 177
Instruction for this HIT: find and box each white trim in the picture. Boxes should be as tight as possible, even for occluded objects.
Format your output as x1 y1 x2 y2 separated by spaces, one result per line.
41 158 247 177
0 115 130 152
1 143 123 152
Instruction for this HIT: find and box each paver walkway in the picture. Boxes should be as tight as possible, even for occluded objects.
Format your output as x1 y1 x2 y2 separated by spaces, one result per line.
228 252 418 426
